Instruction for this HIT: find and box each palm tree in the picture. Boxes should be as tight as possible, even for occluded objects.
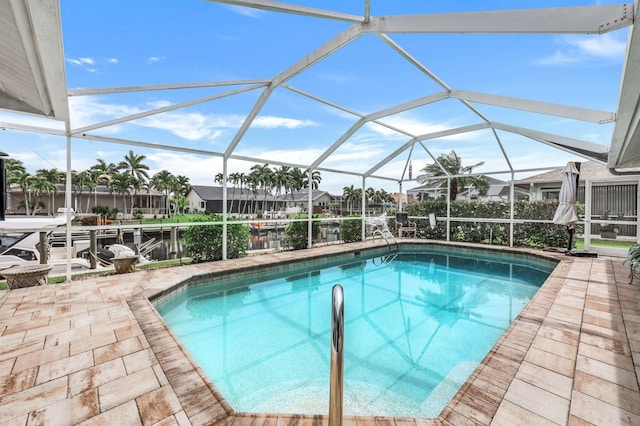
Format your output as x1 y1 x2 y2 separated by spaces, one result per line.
244 172 259 215
110 172 132 216
365 187 376 207
35 168 61 215
343 185 357 214
250 164 274 214
289 167 305 197
175 175 191 197
229 172 242 213
375 188 393 205
303 169 321 190
150 170 175 217
119 150 150 214
71 171 93 213
235 172 247 215
118 150 150 182
17 172 35 215
87 168 103 212
6 158 27 186
91 159 119 208
214 172 224 186
354 187 363 211
6 159 27 213
29 175 51 215
273 166 290 211
416 150 489 201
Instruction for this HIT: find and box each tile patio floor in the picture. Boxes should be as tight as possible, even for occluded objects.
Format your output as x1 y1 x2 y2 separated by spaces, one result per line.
0 241 638 425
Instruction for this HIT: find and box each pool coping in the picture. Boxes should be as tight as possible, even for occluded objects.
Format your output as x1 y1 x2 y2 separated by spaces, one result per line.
129 240 572 425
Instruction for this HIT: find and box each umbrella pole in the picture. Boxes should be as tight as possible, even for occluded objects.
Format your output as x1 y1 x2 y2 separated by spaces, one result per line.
567 225 574 253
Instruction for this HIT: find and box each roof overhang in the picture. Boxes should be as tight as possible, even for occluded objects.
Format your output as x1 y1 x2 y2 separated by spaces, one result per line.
0 0 68 121
609 4 640 173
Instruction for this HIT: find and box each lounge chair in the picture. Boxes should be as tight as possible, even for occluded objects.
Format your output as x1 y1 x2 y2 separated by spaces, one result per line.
395 212 417 238
428 213 437 230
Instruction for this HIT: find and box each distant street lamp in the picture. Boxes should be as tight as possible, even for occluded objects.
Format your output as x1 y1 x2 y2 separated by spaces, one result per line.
0 151 8 221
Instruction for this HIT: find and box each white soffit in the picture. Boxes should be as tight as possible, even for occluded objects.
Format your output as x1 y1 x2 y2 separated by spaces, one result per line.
0 0 68 121
609 6 640 172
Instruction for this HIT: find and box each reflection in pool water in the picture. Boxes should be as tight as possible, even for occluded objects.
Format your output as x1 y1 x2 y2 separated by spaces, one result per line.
156 248 555 417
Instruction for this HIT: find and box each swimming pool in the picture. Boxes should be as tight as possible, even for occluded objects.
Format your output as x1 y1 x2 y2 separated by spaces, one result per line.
155 245 557 418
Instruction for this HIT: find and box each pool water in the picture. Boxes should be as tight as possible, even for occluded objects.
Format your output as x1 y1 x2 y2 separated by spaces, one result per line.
156 249 554 417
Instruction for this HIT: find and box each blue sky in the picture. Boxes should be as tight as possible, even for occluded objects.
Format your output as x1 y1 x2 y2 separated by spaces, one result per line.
0 0 629 194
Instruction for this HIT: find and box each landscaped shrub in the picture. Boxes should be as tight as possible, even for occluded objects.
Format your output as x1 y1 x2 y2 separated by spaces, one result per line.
339 215 362 243
182 215 250 263
405 199 572 248
80 215 99 226
92 205 110 216
283 214 320 250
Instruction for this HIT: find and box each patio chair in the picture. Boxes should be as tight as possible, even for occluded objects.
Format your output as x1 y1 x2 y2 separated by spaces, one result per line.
395 212 416 238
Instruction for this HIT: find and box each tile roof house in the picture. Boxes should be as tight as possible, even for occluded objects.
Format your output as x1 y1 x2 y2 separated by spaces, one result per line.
407 175 528 201
187 185 336 215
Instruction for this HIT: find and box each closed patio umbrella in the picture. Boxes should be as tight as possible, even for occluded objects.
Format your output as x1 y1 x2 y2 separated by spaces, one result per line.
552 161 581 252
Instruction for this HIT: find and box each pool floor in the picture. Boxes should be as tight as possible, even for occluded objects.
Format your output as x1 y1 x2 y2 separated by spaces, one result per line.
157 251 551 417
0 240 638 425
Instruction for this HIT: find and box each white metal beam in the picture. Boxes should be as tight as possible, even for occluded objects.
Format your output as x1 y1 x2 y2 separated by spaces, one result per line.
366 91 449 121
492 122 609 162
364 137 419 177
68 80 271 96
309 118 367 169
365 123 492 179
451 90 615 124
72 84 266 134
416 122 491 141
366 4 632 34
0 121 65 136
225 25 363 159
378 34 498 128
77 133 225 157
224 85 274 159
206 0 363 23
377 34 451 90
271 24 363 86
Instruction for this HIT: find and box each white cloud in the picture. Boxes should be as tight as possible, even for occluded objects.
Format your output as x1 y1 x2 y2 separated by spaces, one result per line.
144 152 223 184
65 56 117 72
537 33 626 65
253 116 317 129
67 97 318 143
147 56 164 64
224 5 267 18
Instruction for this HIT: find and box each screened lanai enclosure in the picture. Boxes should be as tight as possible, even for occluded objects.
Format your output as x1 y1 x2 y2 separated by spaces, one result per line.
1 1 640 280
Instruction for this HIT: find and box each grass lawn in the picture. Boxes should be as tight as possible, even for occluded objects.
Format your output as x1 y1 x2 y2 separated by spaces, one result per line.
575 237 635 250
140 213 207 224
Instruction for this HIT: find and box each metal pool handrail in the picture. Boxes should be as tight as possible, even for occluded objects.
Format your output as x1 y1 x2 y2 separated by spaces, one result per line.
329 284 344 426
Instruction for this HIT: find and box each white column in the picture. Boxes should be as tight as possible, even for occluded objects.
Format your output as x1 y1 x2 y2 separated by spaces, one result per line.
585 179 592 250
222 159 228 260
509 172 515 247
307 169 313 249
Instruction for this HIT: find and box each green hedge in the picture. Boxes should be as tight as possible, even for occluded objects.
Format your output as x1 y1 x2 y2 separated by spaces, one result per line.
405 199 573 248
283 214 321 250
182 215 249 263
339 215 363 243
